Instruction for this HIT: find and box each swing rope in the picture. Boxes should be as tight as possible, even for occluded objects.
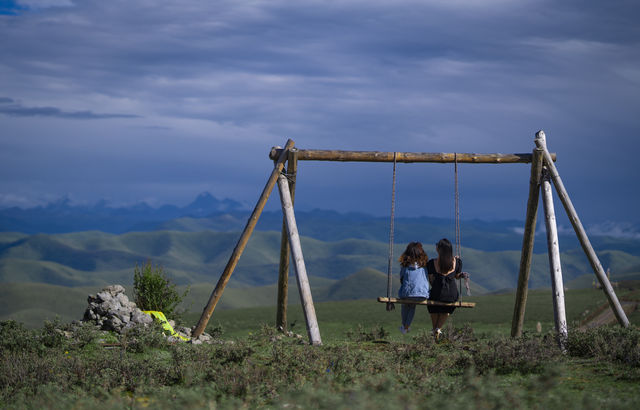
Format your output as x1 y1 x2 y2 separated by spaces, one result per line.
386 152 398 311
454 153 471 303
455 154 462 306
455 153 461 259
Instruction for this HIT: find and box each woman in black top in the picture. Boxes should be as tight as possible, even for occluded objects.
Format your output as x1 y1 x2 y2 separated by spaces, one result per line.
427 238 466 340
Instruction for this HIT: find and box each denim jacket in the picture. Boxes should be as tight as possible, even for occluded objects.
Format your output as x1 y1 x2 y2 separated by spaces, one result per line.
398 263 430 298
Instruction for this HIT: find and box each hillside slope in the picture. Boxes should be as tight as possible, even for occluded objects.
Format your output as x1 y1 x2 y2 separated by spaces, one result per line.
2 226 640 328
2 230 639 291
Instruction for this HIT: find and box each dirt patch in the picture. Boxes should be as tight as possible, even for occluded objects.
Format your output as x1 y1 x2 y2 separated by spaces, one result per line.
579 301 637 329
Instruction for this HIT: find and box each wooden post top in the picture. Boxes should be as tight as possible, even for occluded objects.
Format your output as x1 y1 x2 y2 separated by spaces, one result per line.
535 130 547 149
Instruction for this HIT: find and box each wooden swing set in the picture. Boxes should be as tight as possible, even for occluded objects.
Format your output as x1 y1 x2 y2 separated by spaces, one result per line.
191 131 630 346
376 152 475 311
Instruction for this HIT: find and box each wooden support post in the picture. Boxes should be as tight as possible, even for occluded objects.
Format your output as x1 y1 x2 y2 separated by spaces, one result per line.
535 130 629 328
277 173 322 345
541 167 568 348
192 139 295 339
276 149 298 331
269 148 555 164
511 147 543 337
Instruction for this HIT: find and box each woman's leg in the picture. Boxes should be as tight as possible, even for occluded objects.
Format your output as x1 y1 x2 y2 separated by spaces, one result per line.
401 304 409 327
436 313 449 329
429 313 438 330
402 304 416 329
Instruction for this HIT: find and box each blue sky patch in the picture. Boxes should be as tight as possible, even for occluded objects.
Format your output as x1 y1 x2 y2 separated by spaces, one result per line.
0 0 28 15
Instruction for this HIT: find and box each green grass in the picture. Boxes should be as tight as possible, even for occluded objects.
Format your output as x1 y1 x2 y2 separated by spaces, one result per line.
187 286 634 341
5 277 638 336
1 282 639 409
2 314 639 409
0 283 97 325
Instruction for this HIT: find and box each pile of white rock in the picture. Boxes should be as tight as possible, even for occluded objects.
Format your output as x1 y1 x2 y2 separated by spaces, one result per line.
82 284 212 344
83 285 152 332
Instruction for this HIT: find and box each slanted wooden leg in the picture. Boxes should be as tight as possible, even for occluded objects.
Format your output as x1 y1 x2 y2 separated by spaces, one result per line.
512 145 543 337
541 167 568 349
277 173 322 346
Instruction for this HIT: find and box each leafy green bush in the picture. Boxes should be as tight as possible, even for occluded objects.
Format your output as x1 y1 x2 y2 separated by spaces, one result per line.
133 260 187 318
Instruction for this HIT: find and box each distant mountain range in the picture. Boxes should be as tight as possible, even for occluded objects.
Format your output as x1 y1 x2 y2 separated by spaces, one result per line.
0 192 246 234
2 192 640 254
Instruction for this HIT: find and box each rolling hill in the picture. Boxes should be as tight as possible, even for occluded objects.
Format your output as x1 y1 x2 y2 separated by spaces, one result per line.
4 229 639 292
2 226 640 328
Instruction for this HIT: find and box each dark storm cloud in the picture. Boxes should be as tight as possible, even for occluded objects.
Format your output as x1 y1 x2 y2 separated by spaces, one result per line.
0 98 139 119
0 0 639 224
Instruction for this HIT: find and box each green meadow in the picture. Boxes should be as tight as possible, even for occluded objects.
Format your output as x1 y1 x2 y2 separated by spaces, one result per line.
188 285 640 341
1 283 639 409
2 228 640 408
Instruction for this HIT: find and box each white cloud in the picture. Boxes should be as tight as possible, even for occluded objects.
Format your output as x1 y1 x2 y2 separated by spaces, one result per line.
0 193 38 208
588 221 640 240
614 66 640 86
520 37 622 59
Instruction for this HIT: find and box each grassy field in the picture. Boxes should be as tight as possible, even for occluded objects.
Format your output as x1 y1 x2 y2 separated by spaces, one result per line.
186 286 640 341
4 280 637 338
1 283 639 409
0 290 640 409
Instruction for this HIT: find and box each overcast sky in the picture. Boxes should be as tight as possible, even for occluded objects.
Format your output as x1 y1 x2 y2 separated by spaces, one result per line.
1 0 639 226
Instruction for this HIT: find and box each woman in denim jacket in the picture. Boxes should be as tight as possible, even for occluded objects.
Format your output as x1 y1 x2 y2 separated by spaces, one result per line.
397 242 430 334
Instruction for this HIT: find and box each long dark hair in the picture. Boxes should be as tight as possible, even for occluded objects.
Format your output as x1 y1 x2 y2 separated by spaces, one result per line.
399 242 428 267
436 238 454 273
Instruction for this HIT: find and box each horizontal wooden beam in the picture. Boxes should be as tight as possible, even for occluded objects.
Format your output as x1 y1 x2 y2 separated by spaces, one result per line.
269 149 556 164
377 297 476 308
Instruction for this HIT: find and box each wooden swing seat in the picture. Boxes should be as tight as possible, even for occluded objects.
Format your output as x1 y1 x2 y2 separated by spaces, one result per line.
377 297 476 308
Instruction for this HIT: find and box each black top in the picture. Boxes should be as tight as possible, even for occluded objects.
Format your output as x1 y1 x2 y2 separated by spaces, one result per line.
427 257 462 303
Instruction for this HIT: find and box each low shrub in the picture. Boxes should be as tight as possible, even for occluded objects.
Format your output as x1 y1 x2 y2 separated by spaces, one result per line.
0 320 41 353
66 321 103 349
120 321 168 354
40 318 68 349
567 325 640 366
472 333 562 375
345 324 389 342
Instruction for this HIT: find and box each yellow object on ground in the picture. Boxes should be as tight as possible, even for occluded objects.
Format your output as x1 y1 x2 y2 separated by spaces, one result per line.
142 310 190 341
